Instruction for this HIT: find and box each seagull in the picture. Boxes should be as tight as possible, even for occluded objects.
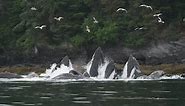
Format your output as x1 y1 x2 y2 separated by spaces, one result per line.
31 7 37 11
135 27 146 30
93 17 98 23
157 17 164 23
153 13 162 17
34 46 38 54
183 18 185 22
54 16 64 21
116 8 127 13
86 26 90 33
139 4 153 10
35 25 47 29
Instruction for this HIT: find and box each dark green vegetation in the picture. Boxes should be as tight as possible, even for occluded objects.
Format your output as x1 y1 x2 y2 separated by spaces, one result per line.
0 0 185 65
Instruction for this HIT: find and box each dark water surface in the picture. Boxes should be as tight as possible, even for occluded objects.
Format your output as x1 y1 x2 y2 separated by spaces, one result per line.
0 80 185 106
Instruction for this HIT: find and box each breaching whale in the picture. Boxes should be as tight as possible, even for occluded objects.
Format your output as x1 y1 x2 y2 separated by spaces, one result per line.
84 47 116 79
120 55 143 79
39 55 86 80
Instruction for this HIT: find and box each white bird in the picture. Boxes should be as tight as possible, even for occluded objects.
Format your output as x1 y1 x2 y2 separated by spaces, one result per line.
54 16 64 21
34 46 38 54
183 18 185 22
135 27 146 30
93 17 98 23
31 7 37 11
139 4 153 10
86 26 90 33
153 13 162 17
157 17 164 23
116 8 127 13
35 25 47 29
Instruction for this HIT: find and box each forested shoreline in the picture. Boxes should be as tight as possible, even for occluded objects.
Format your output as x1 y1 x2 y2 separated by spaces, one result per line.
0 0 185 66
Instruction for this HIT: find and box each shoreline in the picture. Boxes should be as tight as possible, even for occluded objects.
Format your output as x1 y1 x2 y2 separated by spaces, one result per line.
0 63 185 75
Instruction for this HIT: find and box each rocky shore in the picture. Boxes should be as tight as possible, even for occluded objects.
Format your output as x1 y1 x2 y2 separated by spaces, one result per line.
0 63 185 75
1 38 185 74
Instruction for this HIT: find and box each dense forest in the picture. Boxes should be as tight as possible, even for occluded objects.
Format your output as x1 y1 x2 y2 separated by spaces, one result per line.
0 0 185 64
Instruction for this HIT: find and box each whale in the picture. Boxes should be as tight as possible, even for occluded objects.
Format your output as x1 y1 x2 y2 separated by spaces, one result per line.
83 47 116 79
52 73 84 79
46 56 86 79
56 56 71 69
86 47 104 77
120 55 143 79
104 61 116 79
53 70 84 79
0 72 23 79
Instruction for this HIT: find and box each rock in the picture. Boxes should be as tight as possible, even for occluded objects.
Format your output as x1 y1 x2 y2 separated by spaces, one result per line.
105 38 185 65
148 70 165 79
27 72 39 78
0 72 23 79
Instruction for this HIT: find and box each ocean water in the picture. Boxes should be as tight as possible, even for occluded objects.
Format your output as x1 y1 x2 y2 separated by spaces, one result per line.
0 79 185 106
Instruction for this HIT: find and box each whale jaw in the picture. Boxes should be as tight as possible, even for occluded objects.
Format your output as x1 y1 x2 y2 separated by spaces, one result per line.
121 55 143 79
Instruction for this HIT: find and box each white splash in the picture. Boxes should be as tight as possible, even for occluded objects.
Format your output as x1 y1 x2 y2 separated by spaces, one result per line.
97 59 110 79
49 60 73 79
129 67 136 79
39 60 73 79
85 57 93 75
160 75 184 79
108 70 116 79
40 63 57 77
122 62 128 79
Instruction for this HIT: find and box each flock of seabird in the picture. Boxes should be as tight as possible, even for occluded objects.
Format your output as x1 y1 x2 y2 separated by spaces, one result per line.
116 4 165 31
30 7 64 30
30 4 165 32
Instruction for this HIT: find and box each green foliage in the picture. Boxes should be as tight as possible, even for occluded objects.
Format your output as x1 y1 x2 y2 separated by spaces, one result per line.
94 21 118 45
71 35 85 47
0 0 185 55
16 34 34 51
124 34 146 48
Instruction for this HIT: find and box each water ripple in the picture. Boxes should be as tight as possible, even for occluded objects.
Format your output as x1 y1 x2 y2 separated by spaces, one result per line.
73 97 87 100
72 100 91 104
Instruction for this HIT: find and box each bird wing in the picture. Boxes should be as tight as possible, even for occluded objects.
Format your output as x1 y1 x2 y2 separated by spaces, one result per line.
35 26 40 28
59 17 63 20
148 6 153 10
42 25 46 27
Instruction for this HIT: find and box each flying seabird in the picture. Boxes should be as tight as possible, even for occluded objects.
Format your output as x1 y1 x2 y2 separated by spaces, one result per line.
31 7 37 11
135 27 146 30
116 8 128 13
54 16 64 21
86 26 90 33
153 13 162 17
93 17 98 23
34 46 38 54
157 17 164 23
35 25 47 29
183 18 185 22
139 4 153 10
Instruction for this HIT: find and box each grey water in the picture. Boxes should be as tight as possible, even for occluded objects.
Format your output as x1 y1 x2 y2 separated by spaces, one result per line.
0 80 185 106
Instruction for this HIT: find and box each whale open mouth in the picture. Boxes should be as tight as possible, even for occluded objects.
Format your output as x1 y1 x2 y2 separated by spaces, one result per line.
0 47 184 81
